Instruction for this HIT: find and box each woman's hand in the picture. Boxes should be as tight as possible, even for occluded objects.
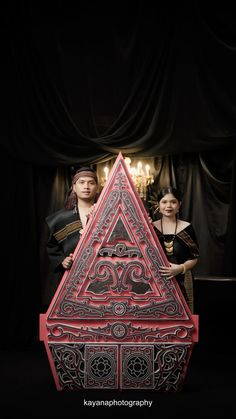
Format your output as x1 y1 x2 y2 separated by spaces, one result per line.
62 253 74 270
159 263 184 279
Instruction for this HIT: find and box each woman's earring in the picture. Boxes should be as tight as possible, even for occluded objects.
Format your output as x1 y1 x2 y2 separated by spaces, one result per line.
153 205 159 214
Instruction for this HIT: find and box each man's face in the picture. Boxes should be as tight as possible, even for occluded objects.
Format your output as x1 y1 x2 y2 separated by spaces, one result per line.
73 176 98 201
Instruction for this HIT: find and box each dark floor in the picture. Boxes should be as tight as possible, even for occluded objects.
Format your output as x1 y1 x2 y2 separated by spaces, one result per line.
1 341 235 418
2 279 236 417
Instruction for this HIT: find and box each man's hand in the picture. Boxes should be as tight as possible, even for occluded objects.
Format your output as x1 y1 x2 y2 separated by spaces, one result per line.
62 253 74 270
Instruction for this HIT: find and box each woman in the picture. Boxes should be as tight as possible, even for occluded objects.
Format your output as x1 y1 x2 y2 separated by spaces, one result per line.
46 167 99 285
153 186 199 312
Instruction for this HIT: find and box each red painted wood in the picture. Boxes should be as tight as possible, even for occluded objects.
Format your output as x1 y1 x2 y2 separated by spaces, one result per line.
40 153 198 391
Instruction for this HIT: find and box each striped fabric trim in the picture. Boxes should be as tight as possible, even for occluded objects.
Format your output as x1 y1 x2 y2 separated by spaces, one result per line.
178 230 199 258
54 220 83 243
184 270 194 313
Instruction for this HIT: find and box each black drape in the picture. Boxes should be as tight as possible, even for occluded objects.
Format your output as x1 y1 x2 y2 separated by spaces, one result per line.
4 2 236 162
2 1 236 347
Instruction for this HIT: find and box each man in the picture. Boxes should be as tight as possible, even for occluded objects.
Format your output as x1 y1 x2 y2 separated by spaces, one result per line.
46 167 99 283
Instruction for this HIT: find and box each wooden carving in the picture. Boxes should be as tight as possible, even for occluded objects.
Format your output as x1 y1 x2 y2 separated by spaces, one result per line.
40 153 198 391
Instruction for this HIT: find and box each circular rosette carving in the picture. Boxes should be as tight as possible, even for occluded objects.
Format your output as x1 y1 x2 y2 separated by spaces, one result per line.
111 323 128 339
112 302 127 316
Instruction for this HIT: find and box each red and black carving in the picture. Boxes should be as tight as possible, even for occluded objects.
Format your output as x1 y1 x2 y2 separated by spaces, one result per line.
40 153 198 391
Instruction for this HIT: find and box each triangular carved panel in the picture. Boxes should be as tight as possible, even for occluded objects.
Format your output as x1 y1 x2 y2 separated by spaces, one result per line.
47 153 191 321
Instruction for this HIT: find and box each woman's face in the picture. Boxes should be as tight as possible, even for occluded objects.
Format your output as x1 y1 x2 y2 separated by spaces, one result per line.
159 193 181 217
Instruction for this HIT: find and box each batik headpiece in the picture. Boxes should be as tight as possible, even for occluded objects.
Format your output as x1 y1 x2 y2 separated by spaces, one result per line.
72 167 98 185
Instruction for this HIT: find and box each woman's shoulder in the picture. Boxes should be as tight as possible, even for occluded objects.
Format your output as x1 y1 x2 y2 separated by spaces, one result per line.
177 220 190 233
152 219 161 231
152 219 191 233
177 221 198 242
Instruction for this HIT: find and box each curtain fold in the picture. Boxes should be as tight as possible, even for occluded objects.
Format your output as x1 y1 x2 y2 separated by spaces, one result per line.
4 2 236 164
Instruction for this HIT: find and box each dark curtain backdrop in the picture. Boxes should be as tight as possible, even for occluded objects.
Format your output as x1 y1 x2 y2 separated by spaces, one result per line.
2 1 236 347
